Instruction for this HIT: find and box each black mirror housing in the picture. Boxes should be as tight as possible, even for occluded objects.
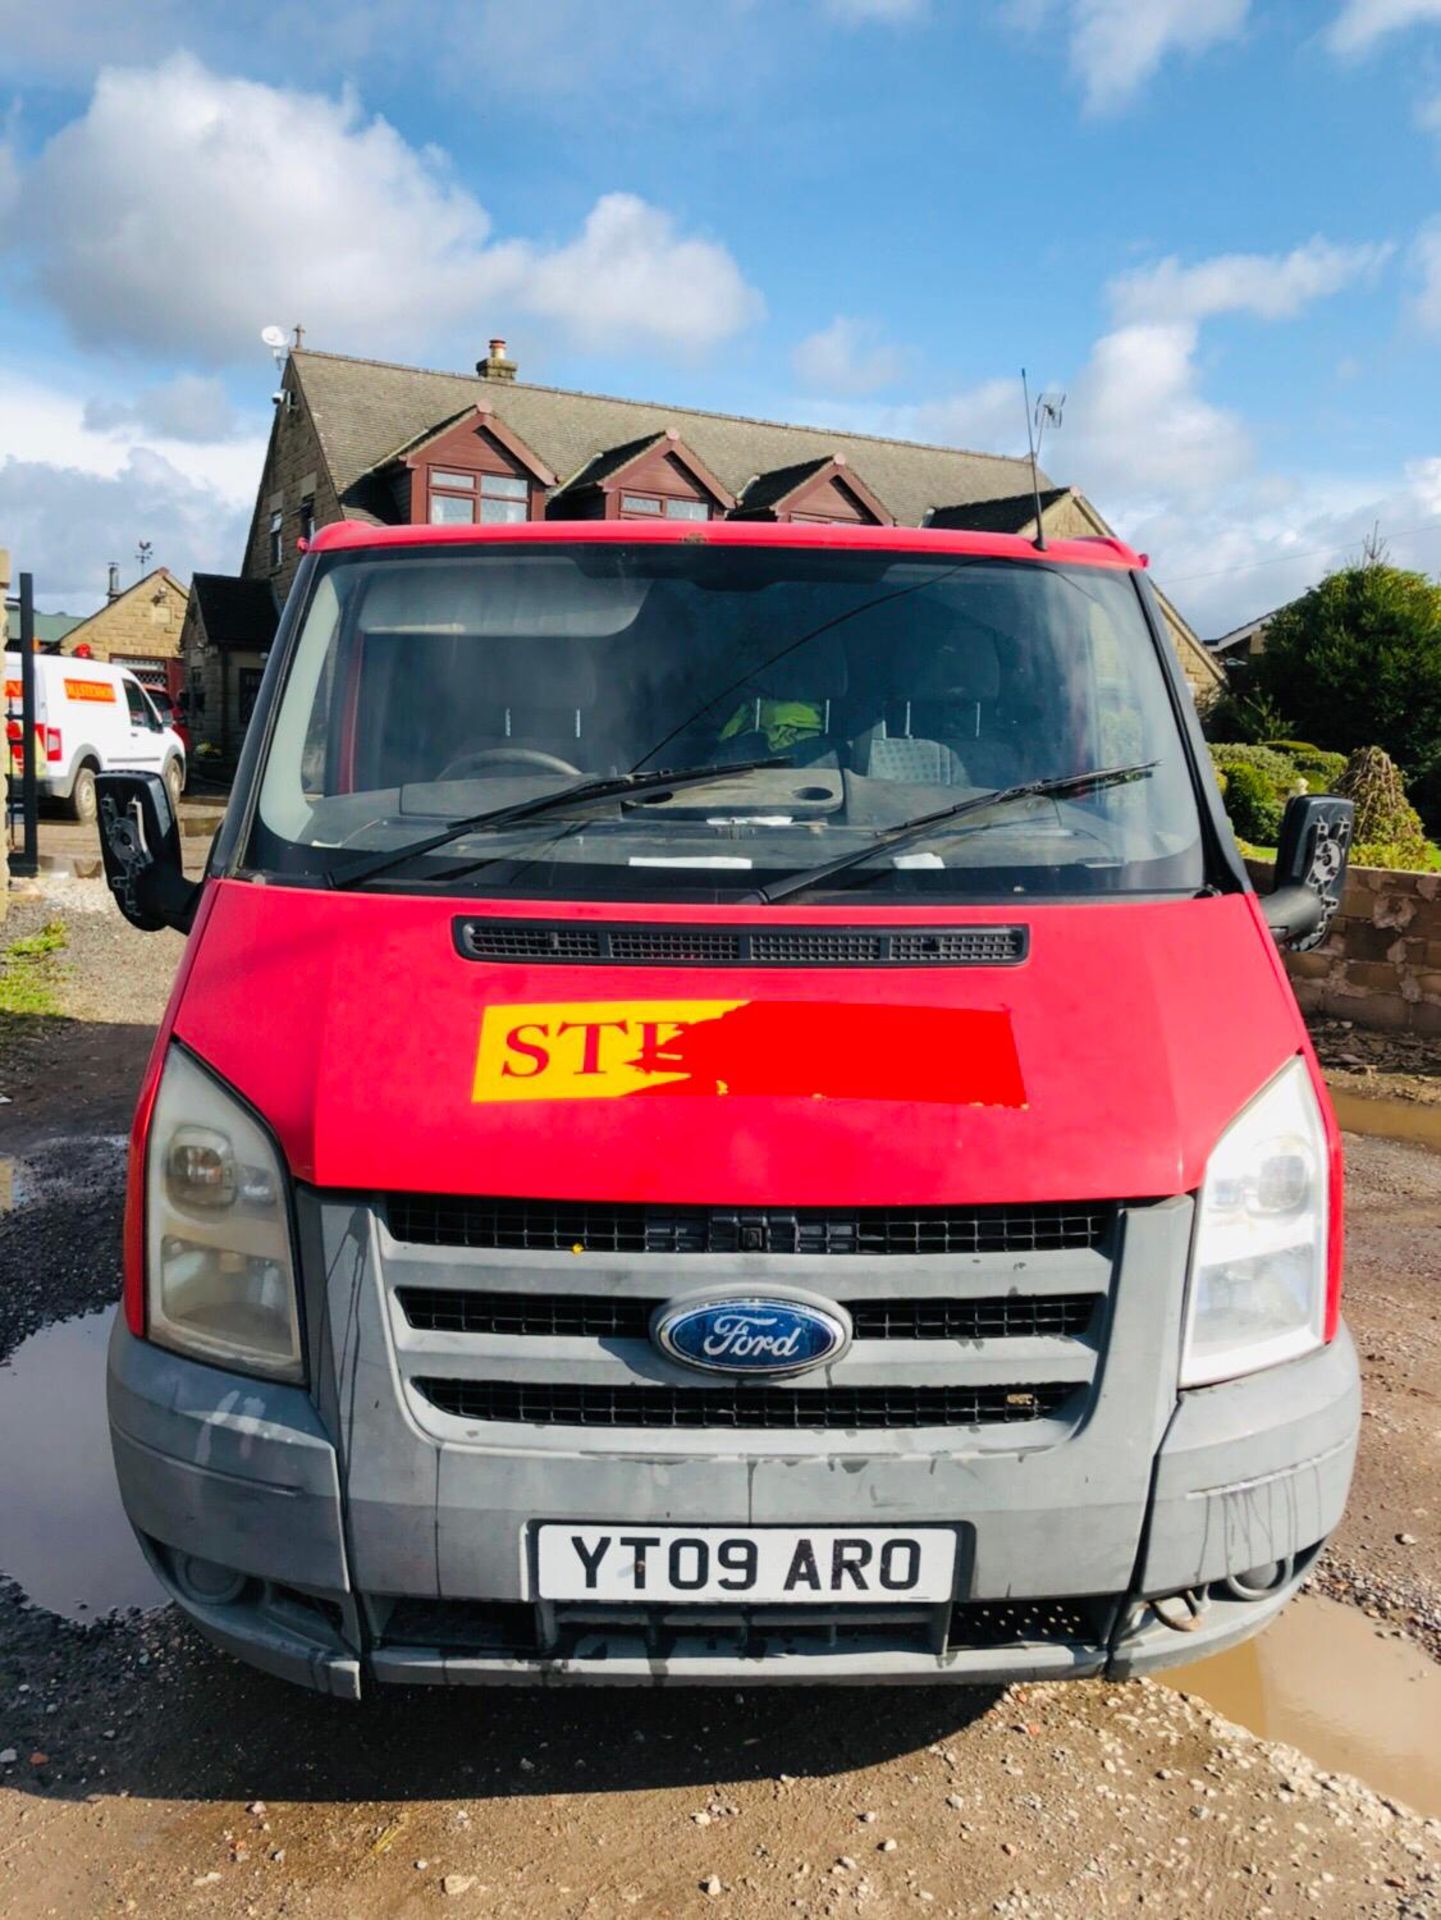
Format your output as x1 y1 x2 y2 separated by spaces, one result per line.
1265 793 1354 950
96 771 201 933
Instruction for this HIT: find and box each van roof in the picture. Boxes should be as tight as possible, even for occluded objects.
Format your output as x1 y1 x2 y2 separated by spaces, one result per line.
306 517 1145 572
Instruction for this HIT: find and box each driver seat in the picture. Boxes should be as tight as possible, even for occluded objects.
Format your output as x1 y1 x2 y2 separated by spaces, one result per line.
442 642 603 774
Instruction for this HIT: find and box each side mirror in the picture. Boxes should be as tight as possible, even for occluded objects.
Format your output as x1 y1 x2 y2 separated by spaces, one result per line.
96 771 201 934
1264 793 1354 951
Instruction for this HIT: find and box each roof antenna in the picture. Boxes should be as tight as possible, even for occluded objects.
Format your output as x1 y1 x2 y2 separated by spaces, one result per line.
1021 369 1065 551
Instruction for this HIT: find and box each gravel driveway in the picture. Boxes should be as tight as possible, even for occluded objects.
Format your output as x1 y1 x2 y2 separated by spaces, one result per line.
2 872 1438 1919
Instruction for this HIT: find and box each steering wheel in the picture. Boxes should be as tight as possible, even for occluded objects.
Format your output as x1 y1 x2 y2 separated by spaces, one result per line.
436 746 584 780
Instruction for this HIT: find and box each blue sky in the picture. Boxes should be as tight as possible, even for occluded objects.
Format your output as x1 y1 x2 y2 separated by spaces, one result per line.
4 0 1441 633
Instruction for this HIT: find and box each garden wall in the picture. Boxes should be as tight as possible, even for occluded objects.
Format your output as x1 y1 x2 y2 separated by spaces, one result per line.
1247 858 1441 1037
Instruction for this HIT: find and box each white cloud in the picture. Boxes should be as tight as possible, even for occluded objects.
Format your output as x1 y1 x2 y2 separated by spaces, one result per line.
1123 460 1441 635
0 449 250 611
0 369 268 503
83 374 240 444
909 379 1032 454
1327 0 1441 56
1110 238 1393 325
792 317 904 394
502 194 763 354
1416 88 1441 132
1410 218 1441 329
1009 0 1249 113
4 55 763 367
1065 322 1252 505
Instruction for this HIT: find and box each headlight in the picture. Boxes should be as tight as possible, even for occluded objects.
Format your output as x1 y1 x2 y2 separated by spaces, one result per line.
1180 1056 1330 1388
144 1046 303 1382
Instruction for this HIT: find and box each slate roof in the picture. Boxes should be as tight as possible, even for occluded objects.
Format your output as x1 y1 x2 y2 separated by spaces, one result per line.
737 457 836 513
291 350 1048 528
190 573 279 650
555 431 671 495
926 489 1069 535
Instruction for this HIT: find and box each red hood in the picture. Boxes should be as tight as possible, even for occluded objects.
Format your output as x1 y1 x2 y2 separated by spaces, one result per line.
172 882 1307 1205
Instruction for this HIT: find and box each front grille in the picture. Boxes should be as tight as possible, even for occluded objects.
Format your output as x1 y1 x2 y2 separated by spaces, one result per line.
453 918 1028 968
387 1196 1113 1257
397 1287 1098 1342
947 1597 1110 1650
374 1595 1116 1662
413 1378 1072 1430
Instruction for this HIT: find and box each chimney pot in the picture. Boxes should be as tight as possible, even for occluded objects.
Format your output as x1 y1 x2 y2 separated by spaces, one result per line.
477 337 518 383
106 562 121 602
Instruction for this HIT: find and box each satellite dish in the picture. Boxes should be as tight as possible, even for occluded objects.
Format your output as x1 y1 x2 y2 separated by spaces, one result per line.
260 325 287 349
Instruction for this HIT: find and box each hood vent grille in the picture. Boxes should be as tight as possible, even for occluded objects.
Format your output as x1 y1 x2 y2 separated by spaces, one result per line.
453 918 1028 968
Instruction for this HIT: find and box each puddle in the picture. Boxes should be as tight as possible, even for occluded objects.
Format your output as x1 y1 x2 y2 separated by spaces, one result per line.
0 1309 167 1621
1164 1593 1441 1817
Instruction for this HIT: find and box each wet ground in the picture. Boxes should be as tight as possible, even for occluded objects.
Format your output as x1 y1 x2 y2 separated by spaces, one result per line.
0 1310 167 1621
1 869 1440 1916
1168 1595 1441 1821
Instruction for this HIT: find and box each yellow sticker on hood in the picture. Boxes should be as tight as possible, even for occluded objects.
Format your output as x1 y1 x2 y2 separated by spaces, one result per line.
472 1000 743 1103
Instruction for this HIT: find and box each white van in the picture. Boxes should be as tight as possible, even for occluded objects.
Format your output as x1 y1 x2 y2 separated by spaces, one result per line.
4 653 186 822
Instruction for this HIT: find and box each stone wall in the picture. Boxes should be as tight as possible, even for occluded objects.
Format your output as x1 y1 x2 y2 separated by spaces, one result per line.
1249 858 1441 1037
243 371 344 605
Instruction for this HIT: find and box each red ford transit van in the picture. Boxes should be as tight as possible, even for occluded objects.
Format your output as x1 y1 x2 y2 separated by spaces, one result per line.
98 520 1359 1696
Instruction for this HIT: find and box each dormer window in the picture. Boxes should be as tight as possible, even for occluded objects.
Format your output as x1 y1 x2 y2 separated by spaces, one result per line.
429 471 530 524
619 492 710 521
397 406 554 529
732 454 893 527
548 429 735 522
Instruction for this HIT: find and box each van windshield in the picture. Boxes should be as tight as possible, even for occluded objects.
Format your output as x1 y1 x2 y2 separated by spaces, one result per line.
251 543 1205 903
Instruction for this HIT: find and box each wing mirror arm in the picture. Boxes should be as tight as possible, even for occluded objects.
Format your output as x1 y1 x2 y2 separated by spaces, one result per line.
1264 794 1355 952
95 771 202 934
1263 883 1324 944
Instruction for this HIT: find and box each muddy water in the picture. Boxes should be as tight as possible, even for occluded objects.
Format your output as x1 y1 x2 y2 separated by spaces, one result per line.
0 1309 167 1619
1165 1593 1441 1818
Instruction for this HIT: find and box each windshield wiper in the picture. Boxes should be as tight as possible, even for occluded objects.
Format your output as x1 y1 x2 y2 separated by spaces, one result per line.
327 757 792 889
746 762 1158 906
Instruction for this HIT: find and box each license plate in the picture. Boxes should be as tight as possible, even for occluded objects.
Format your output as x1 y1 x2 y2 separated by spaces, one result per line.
535 1526 956 1604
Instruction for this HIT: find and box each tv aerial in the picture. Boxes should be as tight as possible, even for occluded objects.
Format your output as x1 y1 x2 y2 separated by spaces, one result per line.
1021 369 1066 553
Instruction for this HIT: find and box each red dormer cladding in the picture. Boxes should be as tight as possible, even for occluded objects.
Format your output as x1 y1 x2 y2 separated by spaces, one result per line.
548 430 736 522
399 406 555 526
733 454 894 526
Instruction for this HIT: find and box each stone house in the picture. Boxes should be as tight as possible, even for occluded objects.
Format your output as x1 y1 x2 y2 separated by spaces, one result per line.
57 566 189 696
193 339 1221 750
1210 604 1285 668
177 575 279 757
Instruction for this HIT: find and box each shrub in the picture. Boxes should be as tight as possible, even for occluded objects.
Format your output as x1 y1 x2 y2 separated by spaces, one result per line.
1204 685 1292 746
1207 742 1302 789
1222 762 1285 845
1336 747 1429 865
1264 740 1348 789
1351 840 1441 872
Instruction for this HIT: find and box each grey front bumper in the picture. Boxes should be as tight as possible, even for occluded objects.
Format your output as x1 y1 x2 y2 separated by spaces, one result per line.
106 1316 1359 1694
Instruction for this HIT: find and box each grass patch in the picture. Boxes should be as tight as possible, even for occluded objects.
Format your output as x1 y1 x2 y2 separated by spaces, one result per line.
0 919 69 1019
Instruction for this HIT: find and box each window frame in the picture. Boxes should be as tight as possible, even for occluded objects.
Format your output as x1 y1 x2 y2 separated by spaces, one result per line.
426 464 533 527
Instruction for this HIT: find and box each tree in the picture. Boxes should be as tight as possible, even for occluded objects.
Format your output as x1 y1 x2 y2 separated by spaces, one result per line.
1253 564 1441 825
